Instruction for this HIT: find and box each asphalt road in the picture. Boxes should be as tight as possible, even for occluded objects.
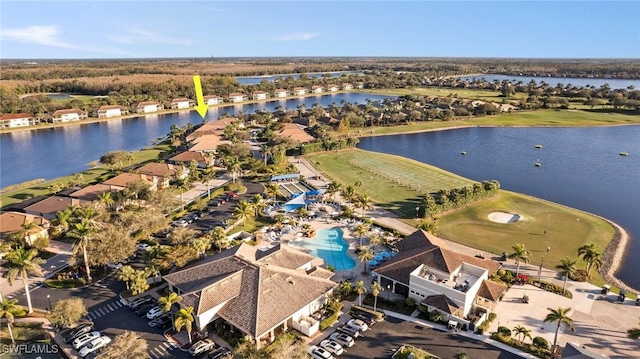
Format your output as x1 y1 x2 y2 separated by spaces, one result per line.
340 317 522 359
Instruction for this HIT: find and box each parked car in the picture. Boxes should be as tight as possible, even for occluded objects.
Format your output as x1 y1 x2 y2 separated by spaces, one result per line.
184 213 200 222
107 262 123 270
72 331 101 350
134 303 155 316
137 243 151 252
347 318 369 332
149 315 172 328
208 347 232 359
338 323 361 337
226 191 238 198
350 311 376 326
209 199 223 207
172 219 189 227
63 322 94 343
189 338 216 356
146 306 164 320
308 345 335 359
329 332 354 348
320 339 344 356
78 335 111 358
128 295 152 309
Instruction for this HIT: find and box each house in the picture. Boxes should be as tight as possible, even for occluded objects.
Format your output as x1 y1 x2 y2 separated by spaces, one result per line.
102 173 157 191
23 196 86 220
162 242 338 348
356 82 365 89
69 184 120 202
203 95 224 105
311 86 324 94
51 109 87 123
327 85 339 92
252 91 269 101
0 211 50 245
342 83 354 91
168 151 213 168
275 123 315 143
274 89 289 98
135 101 163 114
373 230 506 328
96 105 127 118
186 117 242 141
293 87 308 96
0 113 37 128
188 134 231 153
135 163 188 189
171 98 194 110
228 93 248 103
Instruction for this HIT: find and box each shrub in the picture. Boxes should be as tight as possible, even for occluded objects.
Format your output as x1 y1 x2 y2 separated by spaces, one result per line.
488 313 497 322
320 310 339 331
532 336 549 349
497 326 512 337
32 236 50 251
569 269 589 282
405 297 416 307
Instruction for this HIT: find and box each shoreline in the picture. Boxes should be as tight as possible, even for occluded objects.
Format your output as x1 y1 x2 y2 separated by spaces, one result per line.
600 219 636 294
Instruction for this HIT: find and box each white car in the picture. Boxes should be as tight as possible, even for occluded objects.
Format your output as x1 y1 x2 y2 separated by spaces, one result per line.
308 345 335 359
107 263 123 270
189 338 216 356
172 219 189 227
136 243 151 251
329 332 354 348
347 318 369 332
146 306 163 320
78 335 111 357
320 340 344 356
72 331 101 350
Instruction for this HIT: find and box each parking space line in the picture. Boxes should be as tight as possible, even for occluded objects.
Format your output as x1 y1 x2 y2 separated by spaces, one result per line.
114 300 123 308
149 350 159 359
153 347 166 357
91 311 101 318
106 304 114 311
87 313 94 320
98 308 107 315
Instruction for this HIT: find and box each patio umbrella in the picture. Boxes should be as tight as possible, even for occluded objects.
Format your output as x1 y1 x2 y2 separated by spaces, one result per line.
368 260 379 267
380 251 390 259
390 251 398 257
374 255 384 262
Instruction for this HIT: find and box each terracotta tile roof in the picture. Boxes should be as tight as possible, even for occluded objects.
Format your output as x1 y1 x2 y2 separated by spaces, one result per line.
203 95 222 100
396 229 449 252
187 118 239 140
0 211 49 233
52 109 83 116
274 89 288 93
171 98 192 103
276 123 315 143
228 93 246 97
102 173 152 188
293 87 307 91
69 184 119 201
1 113 33 120
24 196 84 216
169 151 207 162
477 280 507 302
252 91 268 95
188 134 231 152
135 101 160 107
421 294 461 316
136 163 184 178
98 105 124 111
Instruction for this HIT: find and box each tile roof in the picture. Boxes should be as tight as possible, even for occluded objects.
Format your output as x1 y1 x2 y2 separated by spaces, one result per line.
171 98 192 102
136 101 160 107
0 211 49 233
0 113 33 120
136 163 184 178
228 93 246 97
203 95 222 100
169 151 207 162
102 173 152 188
476 280 507 302
98 105 123 111
69 184 119 201
23 196 85 216
52 109 83 116
421 294 461 316
188 135 231 152
276 123 315 143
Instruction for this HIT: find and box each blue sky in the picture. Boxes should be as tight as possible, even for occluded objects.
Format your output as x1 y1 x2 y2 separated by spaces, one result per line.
1 1 639 59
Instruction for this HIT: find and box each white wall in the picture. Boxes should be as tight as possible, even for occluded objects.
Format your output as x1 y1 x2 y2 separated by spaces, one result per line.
104 109 121 117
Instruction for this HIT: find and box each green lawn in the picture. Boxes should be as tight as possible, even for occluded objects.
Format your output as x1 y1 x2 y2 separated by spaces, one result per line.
362 87 527 103
306 149 474 218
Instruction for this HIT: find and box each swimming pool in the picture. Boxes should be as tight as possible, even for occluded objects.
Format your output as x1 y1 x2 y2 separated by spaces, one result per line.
295 228 356 271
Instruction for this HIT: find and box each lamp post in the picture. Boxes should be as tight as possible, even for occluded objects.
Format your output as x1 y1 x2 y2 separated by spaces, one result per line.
537 256 544 282
47 294 52 314
386 284 391 302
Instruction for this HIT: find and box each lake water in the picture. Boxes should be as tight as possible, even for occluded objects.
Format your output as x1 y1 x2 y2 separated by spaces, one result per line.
236 71 364 85
358 126 640 290
459 74 640 90
0 93 391 188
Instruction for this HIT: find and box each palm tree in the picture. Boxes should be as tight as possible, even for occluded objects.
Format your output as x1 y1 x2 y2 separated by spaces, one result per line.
158 292 183 330
512 324 532 344
341 185 357 207
355 193 373 217
368 232 381 251
251 194 265 217
225 157 242 183
117 265 137 291
207 226 229 251
326 181 342 202
233 200 254 227
353 223 369 248
0 298 26 344
371 281 384 312
628 319 640 340
556 257 578 294
54 206 74 234
97 192 115 211
544 307 575 353
578 243 603 278
265 183 280 203
355 281 367 306
69 220 97 282
5 248 45 313
174 306 195 344
509 243 530 278
357 246 374 274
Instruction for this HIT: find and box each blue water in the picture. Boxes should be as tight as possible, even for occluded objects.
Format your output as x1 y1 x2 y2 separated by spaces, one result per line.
235 71 364 85
458 74 640 90
295 228 356 271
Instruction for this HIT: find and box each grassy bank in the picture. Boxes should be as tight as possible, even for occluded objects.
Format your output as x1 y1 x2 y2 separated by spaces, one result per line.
305 148 615 286
0 143 171 207
361 87 527 103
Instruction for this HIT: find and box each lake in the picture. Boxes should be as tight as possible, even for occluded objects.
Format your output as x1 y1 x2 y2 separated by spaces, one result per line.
236 71 364 85
358 126 640 290
0 93 391 189
459 74 640 90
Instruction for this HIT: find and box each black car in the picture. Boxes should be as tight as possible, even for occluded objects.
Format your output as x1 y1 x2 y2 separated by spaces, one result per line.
134 303 155 316
208 347 231 359
129 297 153 310
351 311 376 326
63 322 94 343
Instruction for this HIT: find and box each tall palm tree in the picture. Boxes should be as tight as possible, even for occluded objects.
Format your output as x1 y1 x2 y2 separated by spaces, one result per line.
117 265 137 291
174 306 195 344
355 193 373 218
0 298 26 344
341 185 357 207
97 192 115 211
368 232 381 251
509 243 530 278
578 243 603 278
353 223 369 248
371 281 384 312
556 257 578 294
5 248 45 313
158 292 183 330
233 200 254 227
357 246 374 274
251 194 265 217
355 281 367 306
69 220 96 282
512 324 532 344
326 181 342 202
225 157 242 183
265 183 280 203
54 206 74 234
207 226 229 251
544 307 575 353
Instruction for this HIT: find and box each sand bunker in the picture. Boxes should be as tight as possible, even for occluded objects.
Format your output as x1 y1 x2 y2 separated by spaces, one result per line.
488 212 522 223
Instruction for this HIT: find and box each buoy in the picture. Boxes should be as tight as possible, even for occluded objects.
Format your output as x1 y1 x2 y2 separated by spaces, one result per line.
535 144 543 149
619 152 629 156
461 150 467 155
535 159 541 167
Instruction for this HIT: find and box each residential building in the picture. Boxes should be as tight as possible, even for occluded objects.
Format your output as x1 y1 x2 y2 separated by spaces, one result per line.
228 93 248 103
0 113 37 128
203 95 224 105
327 85 339 92
252 91 269 101
356 82 365 89
373 230 506 329
0 211 49 245
342 83 354 91
188 134 231 153
293 87 308 96
69 184 120 202
96 105 127 118
135 163 188 188
171 98 194 110
163 243 338 348
274 89 289 98
51 109 87 123
23 196 86 220
168 151 213 168
311 86 324 94
135 101 163 114
186 117 242 141
275 123 315 143
102 173 157 191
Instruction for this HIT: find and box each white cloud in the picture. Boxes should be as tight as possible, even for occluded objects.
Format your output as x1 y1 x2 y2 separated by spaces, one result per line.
271 32 320 42
106 27 193 45
0 25 79 49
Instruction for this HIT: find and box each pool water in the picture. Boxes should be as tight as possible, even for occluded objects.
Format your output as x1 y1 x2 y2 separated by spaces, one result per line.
295 228 356 271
